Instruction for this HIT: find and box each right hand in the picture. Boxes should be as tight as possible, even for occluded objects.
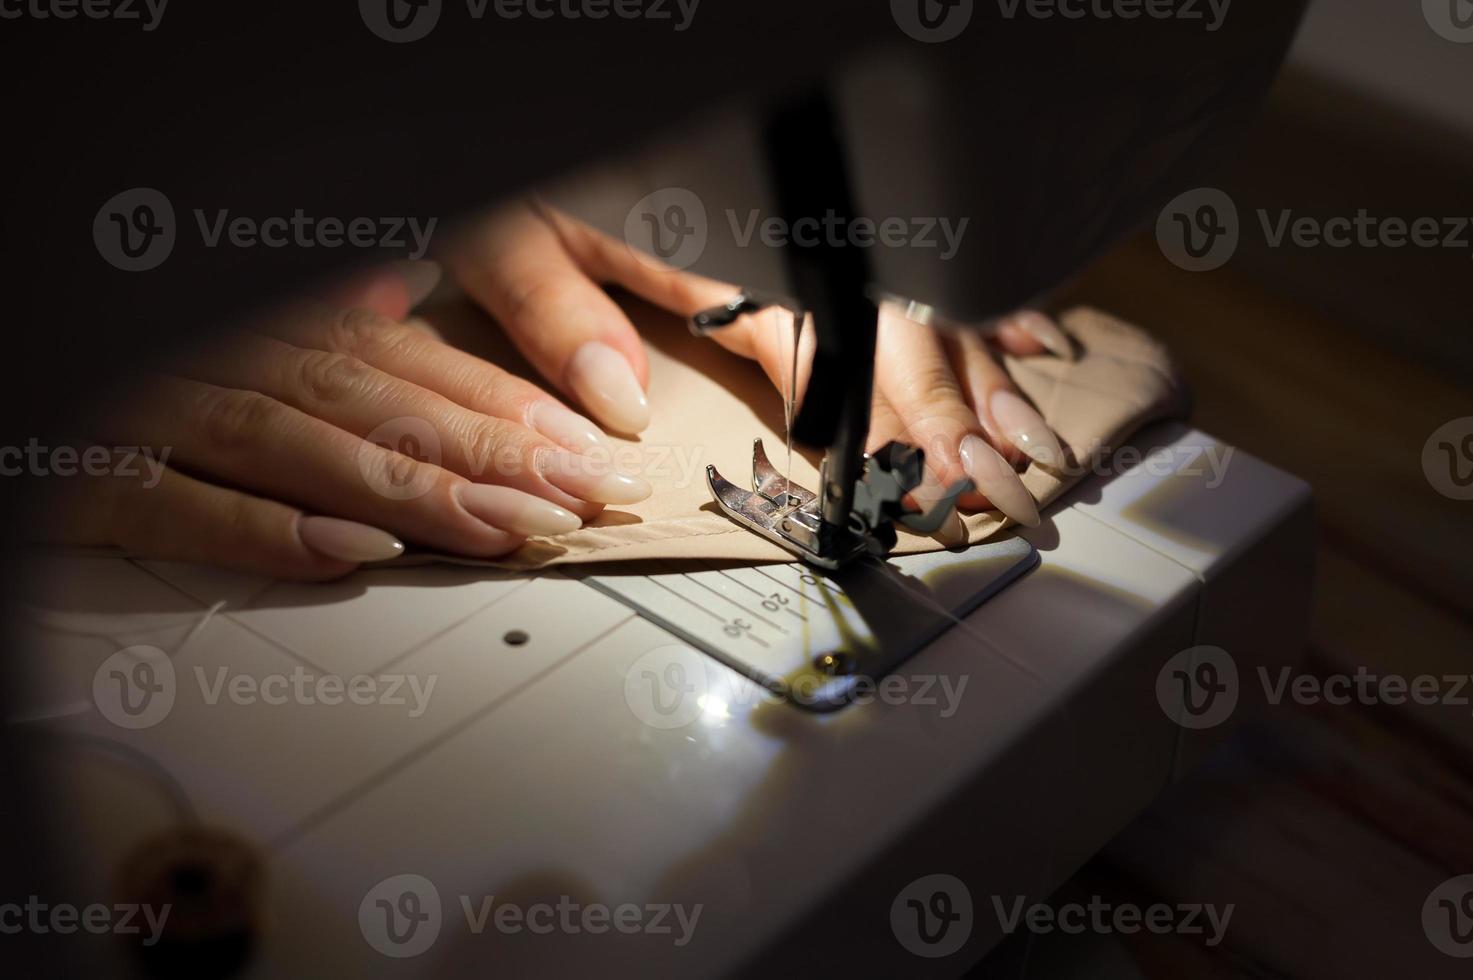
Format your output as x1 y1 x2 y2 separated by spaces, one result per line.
455 202 1069 530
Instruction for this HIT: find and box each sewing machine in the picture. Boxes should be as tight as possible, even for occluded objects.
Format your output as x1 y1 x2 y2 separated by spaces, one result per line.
13 4 1313 976
22 421 1313 977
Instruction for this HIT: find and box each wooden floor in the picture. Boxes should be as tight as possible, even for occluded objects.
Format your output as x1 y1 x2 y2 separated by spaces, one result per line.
973 233 1473 979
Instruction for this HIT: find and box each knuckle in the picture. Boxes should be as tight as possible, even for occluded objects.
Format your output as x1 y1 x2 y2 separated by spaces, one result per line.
383 452 423 491
297 350 374 404
480 371 540 422
329 307 402 358
904 362 964 402
217 488 262 541
502 274 570 327
198 389 278 451
460 418 530 480
358 440 438 500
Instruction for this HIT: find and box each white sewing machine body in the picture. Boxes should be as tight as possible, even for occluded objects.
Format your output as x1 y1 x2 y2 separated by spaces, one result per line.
21 422 1311 978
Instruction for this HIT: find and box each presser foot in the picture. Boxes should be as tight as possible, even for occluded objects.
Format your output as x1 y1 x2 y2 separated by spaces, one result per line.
706 439 973 570
706 440 867 571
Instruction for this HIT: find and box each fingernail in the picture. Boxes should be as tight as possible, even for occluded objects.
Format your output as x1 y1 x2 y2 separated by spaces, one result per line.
1011 311 1075 360
566 341 650 435
988 390 1066 470
394 259 442 310
455 483 582 537
960 435 1041 528
299 516 405 563
542 450 653 505
528 400 611 455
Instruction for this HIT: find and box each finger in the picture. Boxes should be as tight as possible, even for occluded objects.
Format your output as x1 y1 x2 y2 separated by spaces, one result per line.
252 303 614 459
39 453 397 581
875 305 1040 527
989 310 1073 361
541 202 736 324
869 392 973 548
451 203 651 435
539 205 817 403
947 328 1068 471
321 260 441 321
175 332 646 519
101 377 586 559
866 389 905 453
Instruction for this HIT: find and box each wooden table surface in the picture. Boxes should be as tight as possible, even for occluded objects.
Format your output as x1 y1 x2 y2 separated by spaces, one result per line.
971 233 1473 979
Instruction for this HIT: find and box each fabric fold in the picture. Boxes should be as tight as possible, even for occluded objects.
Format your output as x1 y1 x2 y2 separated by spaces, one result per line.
398 302 1186 570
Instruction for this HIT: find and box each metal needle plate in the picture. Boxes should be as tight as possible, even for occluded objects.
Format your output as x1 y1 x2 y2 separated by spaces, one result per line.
581 537 1038 712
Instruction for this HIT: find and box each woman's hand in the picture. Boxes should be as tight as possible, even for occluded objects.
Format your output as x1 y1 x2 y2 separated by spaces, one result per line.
47 198 1071 581
454 201 1073 529
45 263 650 580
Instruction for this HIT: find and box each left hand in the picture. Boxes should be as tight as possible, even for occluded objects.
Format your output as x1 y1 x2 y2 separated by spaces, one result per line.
451 200 1074 528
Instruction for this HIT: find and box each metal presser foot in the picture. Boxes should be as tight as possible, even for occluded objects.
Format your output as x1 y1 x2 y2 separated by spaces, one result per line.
705 439 972 571
694 289 972 570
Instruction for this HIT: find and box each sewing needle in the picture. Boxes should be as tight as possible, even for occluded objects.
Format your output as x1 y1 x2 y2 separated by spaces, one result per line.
783 308 800 507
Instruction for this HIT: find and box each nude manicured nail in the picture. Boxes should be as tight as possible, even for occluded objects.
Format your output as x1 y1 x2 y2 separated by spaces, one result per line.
299 516 405 563
959 435 1041 528
566 341 650 435
455 484 582 537
1011 311 1075 361
542 451 652 505
988 389 1066 470
394 259 442 310
528 400 611 455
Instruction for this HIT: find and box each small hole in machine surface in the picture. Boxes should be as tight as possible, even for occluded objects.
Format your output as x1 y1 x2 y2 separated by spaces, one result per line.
815 651 857 676
503 629 530 646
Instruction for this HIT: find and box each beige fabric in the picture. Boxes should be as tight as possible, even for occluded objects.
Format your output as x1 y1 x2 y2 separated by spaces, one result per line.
408 297 1186 570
